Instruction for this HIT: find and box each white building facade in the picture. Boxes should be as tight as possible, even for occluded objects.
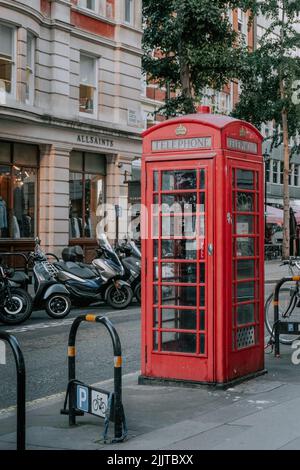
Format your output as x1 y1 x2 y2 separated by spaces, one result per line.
0 0 143 259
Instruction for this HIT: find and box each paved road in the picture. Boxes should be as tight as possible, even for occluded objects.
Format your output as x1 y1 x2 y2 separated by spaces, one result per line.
0 285 277 411
0 304 141 410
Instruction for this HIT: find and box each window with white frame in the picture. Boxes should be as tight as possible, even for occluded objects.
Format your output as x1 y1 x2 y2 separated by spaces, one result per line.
79 0 110 17
124 0 133 24
26 33 35 105
0 24 15 98
272 160 279 184
237 9 247 38
79 0 96 11
79 53 97 115
295 165 299 187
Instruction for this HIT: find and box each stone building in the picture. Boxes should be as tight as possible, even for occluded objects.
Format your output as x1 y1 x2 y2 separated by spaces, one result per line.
0 0 143 259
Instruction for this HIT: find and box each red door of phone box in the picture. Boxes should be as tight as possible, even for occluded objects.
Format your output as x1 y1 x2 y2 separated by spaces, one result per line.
139 110 265 386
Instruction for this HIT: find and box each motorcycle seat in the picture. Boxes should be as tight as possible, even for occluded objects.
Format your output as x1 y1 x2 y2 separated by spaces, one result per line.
10 272 30 284
55 261 97 279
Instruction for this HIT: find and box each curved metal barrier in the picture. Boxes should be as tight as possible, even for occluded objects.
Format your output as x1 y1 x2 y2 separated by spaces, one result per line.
61 314 127 443
0 332 26 450
273 275 300 356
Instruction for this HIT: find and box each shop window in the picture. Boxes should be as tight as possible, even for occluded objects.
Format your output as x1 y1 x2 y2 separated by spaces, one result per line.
79 54 97 115
69 151 106 239
0 142 38 239
26 33 35 105
0 24 15 98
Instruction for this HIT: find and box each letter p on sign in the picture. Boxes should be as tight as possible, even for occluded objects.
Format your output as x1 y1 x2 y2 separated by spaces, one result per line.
77 385 89 412
0 340 6 365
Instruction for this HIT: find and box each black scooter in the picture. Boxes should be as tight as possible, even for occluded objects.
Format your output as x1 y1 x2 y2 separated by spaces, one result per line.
54 235 133 309
116 240 141 304
26 239 72 319
0 265 33 325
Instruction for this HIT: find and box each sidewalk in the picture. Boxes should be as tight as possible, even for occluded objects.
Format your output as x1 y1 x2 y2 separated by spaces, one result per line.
1 345 300 450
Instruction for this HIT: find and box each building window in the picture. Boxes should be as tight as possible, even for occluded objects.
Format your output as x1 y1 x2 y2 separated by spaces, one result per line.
295 165 299 187
26 33 35 105
265 159 270 183
79 0 96 11
0 24 15 98
273 160 279 184
78 0 111 17
69 152 106 239
79 54 97 115
125 0 133 24
0 142 38 239
237 9 247 37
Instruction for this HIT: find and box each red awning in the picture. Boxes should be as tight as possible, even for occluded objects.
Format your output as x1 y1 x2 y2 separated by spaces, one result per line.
266 205 283 225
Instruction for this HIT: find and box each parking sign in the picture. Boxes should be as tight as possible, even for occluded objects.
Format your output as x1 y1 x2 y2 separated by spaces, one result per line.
76 385 89 412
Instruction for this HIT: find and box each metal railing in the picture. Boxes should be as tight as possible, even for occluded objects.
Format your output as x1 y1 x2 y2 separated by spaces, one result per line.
61 314 127 443
0 332 26 450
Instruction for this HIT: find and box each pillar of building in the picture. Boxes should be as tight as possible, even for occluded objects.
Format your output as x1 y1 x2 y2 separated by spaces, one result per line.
16 27 27 103
39 144 71 256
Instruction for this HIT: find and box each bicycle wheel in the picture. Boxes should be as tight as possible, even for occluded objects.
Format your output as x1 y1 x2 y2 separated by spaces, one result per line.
265 287 300 345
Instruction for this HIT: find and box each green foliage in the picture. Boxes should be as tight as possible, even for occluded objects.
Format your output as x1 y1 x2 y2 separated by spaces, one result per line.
142 0 258 116
232 1 300 153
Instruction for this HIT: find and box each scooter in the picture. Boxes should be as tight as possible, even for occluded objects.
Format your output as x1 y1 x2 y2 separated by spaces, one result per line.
0 265 33 325
116 240 141 304
27 238 72 319
54 235 133 309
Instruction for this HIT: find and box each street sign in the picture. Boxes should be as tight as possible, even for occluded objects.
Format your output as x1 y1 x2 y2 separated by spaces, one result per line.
0 340 5 365
76 385 89 412
75 383 110 419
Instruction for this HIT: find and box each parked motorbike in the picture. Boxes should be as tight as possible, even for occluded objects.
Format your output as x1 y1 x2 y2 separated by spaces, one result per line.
0 265 33 325
27 239 72 319
55 235 133 309
116 240 141 304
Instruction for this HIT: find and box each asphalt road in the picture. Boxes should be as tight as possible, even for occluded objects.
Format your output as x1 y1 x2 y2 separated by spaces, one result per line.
0 303 141 410
0 285 276 411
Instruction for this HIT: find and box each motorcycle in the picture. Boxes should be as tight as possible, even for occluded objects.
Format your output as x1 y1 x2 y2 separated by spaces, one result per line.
27 238 72 319
0 265 33 325
116 240 141 304
54 235 133 309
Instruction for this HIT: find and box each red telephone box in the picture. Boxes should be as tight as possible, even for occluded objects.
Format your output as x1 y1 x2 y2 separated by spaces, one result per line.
140 110 265 386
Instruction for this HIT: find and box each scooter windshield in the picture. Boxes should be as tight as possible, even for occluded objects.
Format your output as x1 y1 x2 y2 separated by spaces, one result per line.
129 241 141 259
98 234 114 252
98 234 123 271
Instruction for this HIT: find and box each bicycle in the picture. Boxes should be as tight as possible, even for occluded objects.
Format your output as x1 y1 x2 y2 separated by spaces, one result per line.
265 257 300 345
92 395 107 415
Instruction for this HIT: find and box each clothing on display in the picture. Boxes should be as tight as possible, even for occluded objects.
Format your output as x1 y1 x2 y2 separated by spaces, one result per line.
0 197 7 229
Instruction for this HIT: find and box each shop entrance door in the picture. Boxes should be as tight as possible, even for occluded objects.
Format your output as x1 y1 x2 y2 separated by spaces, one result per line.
144 159 214 382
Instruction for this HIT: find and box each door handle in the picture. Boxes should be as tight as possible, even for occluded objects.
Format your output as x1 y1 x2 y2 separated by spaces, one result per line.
208 243 213 256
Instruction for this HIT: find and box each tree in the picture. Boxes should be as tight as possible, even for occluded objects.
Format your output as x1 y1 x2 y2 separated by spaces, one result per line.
233 1 300 258
142 0 259 116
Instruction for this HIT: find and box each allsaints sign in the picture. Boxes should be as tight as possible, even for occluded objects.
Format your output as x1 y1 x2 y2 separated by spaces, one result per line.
152 137 212 152
77 135 114 147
